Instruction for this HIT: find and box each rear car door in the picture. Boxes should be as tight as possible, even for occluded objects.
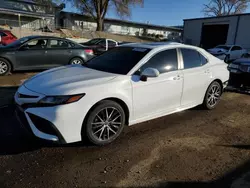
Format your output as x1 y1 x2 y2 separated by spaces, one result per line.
180 48 211 107
15 38 48 70
46 39 72 67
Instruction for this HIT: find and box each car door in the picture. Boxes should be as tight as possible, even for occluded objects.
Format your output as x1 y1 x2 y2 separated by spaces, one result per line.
15 38 48 70
46 39 72 67
180 48 211 107
107 40 117 50
131 48 183 120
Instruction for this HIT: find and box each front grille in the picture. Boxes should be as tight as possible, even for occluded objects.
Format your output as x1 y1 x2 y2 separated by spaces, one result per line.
28 113 58 136
18 93 38 99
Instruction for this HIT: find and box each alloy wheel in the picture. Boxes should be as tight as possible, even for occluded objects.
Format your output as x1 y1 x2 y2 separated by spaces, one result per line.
0 61 8 74
207 84 221 108
91 107 122 142
71 59 82 64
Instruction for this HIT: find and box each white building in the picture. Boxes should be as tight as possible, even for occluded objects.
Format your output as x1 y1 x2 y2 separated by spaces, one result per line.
59 11 182 38
183 13 250 50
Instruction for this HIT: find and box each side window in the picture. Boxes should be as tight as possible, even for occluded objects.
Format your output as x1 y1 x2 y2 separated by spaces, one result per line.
139 49 178 74
181 48 203 69
199 53 208 65
231 46 242 51
108 40 116 46
49 40 69 48
0 32 7 37
23 39 47 49
98 40 106 46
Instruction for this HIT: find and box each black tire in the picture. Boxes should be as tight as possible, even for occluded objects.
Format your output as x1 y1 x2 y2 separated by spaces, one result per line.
0 58 11 76
69 57 84 65
224 55 230 63
83 100 126 146
203 81 222 110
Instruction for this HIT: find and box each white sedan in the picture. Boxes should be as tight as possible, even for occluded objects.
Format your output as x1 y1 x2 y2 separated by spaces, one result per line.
15 42 229 145
207 45 247 63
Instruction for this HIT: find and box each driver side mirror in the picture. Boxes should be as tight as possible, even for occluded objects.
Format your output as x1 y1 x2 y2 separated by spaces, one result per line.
140 68 160 82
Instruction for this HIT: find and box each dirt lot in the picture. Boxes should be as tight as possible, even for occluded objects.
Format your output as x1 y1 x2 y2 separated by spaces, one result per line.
0 73 250 188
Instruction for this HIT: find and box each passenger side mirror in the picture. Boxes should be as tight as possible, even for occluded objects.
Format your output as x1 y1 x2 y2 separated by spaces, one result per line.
140 68 160 82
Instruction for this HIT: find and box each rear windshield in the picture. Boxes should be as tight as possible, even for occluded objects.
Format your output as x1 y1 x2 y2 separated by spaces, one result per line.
85 47 150 75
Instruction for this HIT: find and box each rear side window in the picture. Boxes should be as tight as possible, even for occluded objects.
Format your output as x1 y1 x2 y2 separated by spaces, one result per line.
231 46 242 51
181 48 204 69
200 53 208 65
49 40 70 48
139 49 178 74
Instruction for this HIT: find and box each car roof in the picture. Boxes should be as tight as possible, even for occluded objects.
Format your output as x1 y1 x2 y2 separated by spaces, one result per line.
26 35 68 40
120 42 189 49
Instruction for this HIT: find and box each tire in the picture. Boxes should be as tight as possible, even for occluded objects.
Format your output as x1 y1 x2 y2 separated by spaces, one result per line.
69 57 84 65
83 100 126 146
224 55 230 63
0 58 11 76
203 81 222 110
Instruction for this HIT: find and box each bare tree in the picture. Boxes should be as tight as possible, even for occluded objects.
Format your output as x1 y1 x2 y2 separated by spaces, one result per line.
203 0 250 16
66 0 143 31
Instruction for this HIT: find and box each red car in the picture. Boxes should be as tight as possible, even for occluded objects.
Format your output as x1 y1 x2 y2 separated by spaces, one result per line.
0 30 17 46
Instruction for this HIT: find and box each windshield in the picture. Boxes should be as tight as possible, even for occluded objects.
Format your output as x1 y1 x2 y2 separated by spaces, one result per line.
85 38 104 45
85 47 150 75
6 36 30 48
215 45 230 50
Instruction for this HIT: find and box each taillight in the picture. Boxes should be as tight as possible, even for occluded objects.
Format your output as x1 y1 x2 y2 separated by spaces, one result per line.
84 49 94 55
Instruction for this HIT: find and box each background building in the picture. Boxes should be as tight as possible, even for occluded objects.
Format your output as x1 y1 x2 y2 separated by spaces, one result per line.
59 11 183 38
183 13 250 50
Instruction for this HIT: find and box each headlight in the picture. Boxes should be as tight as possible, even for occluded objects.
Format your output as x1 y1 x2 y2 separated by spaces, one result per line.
38 94 85 106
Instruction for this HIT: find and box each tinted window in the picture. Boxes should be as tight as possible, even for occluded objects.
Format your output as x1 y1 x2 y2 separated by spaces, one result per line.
85 38 104 45
22 39 47 49
0 31 7 37
231 46 242 51
86 47 150 75
181 49 203 69
138 49 178 74
200 53 208 65
49 40 69 48
108 40 116 46
98 40 106 46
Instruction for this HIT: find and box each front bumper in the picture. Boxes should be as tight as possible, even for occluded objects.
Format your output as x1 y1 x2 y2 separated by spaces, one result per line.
14 85 87 144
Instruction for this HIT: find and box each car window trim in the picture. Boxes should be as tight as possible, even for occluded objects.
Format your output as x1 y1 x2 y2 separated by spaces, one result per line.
179 47 209 70
132 47 180 75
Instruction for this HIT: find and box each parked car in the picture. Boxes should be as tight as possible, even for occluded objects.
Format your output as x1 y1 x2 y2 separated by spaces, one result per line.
0 30 17 46
15 42 229 145
0 36 94 76
227 57 250 90
207 45 247 63
80 38 118 55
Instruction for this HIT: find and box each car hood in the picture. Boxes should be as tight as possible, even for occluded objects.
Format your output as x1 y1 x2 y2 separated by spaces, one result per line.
207 48 228 54
24 65 117 95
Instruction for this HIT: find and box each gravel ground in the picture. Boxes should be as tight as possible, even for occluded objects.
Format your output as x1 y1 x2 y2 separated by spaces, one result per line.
0 73 250 188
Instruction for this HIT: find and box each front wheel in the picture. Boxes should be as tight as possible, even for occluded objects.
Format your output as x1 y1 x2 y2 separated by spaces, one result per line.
0 58 11 76
203 81 222 110
70 57 84 65
83 100 126 145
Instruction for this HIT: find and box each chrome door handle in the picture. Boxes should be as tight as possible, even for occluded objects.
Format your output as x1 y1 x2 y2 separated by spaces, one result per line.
205 69 210 74
173 75 181 80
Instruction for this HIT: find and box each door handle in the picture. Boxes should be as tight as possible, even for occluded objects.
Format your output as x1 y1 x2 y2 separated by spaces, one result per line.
45 51 47 54
205 69 210 74
173 75 182 80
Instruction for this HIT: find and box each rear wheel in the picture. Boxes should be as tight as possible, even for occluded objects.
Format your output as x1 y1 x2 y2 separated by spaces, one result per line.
0 58 11 76
203 81 222 110
83 100 126 146
70 57 84 65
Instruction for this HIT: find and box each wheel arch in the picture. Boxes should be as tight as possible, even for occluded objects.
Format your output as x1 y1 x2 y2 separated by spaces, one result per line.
203 78 223 100
81 97 130 139
0 56 14 71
